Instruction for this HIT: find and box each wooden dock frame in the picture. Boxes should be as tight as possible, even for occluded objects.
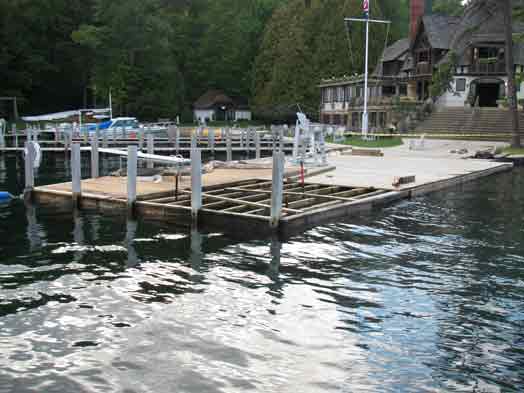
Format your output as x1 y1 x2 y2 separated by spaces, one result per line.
28 161 513 237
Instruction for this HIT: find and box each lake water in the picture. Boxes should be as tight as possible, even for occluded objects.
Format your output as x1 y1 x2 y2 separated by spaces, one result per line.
0 153 523 393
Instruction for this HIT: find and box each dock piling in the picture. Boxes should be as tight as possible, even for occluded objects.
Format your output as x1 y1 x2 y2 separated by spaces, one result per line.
147 134 154 169
0 120 5 149
191 131 197 150
14 124 18 148
71 144 82 208
209 128 215 155
270 152 285 229
138 131 144 151
175 127 180 155
127 146 138 213
90 134 99 178
191 148 202 222
255 131 261 160
24 142 36 198
226 129 233 162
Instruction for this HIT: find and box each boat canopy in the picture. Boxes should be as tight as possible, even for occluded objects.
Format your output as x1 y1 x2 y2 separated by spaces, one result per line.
22 108 111 122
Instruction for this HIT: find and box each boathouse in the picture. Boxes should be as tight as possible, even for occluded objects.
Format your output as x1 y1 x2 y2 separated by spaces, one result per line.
320 0 524 130
193 90 252 123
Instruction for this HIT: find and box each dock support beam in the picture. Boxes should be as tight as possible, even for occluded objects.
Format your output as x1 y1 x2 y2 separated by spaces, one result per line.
191 148 202 223
71 144 82 208
127 146 138 215
90 134 99 178
24 142 36 200
270 152 285 229
147 134 154 169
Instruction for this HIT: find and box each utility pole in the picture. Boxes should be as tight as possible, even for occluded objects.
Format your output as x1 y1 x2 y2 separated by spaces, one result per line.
504 0 521 148
345 0 390 138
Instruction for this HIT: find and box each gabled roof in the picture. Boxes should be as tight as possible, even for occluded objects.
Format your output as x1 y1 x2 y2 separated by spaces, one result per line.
382 38 410 62
419 14 461 50
194 90 233 109
193 90 250 110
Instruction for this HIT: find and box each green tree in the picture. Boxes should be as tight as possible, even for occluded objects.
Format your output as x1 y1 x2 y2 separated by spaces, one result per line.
432 0 465 15
73 0 184 120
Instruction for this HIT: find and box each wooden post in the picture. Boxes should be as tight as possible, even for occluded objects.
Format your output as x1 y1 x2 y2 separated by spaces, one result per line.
191 131 197 150
208 127 215 154
138 131 144 151
147 134 154 169
0 120 5 149
71 144 82 208
90 134 99 178
255 131 261 160
319 127 327 165
191 148 202 222
279 126 285 152
127 145 138 213
13 97 19 120
24 142 35 198
270 152 285 229
13 124 18 148
175 127 180 155
226 129 233 162
102 130 108 148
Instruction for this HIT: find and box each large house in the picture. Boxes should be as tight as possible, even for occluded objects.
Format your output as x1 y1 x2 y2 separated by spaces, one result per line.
193 90 252 123
320 0 524 130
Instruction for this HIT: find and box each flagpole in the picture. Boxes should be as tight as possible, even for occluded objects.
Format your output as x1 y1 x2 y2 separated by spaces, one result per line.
363 11 370 137
345 0 390 139
109 89 113 120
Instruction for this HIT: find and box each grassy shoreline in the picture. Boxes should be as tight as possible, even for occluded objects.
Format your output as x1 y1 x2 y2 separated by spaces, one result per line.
328 135 404 148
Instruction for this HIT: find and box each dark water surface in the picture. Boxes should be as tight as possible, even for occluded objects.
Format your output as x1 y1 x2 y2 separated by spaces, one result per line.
0 153 523 393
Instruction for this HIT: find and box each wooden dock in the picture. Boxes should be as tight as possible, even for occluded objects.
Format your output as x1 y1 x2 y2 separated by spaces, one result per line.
25 138 514 236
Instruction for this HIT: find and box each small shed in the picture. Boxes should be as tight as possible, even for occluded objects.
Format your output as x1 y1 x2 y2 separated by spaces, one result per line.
193 90 252 123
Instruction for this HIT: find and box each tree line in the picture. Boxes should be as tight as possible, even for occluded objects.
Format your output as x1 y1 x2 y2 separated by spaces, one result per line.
0 0 463 121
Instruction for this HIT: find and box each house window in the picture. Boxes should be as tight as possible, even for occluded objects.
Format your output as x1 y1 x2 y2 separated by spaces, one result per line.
356 87 362 97
456 78 466 92
352 112 359 128
344 86 351 101
337 87 344 102
383 85 396 96
379 112 387 128
399 85 407 96
370 112 377 128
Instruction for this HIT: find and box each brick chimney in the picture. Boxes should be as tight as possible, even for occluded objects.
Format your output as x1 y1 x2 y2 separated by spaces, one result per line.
410 0 424 42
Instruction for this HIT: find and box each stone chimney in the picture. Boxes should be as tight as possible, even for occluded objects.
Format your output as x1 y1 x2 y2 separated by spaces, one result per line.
410 0 433 42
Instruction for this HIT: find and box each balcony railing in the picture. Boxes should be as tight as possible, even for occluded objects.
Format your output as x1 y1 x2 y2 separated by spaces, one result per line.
416 61 432 75
469 60 506 75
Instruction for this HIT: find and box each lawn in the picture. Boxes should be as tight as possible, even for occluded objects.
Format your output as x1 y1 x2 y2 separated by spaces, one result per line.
328 135 404 148
502 147 524 156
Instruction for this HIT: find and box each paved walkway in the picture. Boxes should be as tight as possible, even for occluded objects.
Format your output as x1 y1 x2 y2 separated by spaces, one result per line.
306 139 511 190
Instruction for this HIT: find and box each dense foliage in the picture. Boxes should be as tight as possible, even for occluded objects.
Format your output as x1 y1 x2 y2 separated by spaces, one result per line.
0 0 462 121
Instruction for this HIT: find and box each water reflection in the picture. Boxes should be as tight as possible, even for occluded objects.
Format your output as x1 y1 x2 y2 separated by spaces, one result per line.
125 218 139 268
25 201 45 252
0 156 523 392
190 225 203 271
267 235 281 280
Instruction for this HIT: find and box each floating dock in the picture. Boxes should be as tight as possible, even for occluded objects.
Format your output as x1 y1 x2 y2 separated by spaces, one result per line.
27 139 514 236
